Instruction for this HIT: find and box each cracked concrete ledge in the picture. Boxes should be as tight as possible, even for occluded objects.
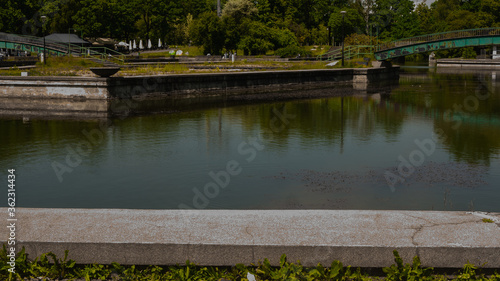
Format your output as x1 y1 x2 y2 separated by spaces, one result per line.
1 208 499 268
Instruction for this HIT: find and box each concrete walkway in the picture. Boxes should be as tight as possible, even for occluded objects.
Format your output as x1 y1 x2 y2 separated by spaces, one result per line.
2 208 499 268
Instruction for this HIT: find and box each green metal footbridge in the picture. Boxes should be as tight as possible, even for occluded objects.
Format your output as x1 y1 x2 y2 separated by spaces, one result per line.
319 27 500 61
0 32 125 63
375 27 500 60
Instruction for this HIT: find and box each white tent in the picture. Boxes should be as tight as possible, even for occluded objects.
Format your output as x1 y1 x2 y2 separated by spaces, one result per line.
158 38 162 48
133 40 137 50
139 40 144 50
147 39 152 49
129 40 132 51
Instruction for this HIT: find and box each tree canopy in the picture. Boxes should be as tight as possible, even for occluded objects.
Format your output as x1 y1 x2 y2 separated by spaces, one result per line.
1 0 499 55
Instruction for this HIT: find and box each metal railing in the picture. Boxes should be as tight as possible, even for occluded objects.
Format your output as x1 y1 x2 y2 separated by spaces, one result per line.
77 47 125 63
318 45 375 61
0 32 125 63
376 27 500 52
0 32 69 53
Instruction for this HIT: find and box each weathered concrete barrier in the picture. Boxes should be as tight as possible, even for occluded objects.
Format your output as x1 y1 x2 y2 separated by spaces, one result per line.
0 67 399 118
0 97 109 119
109 68 399 98
2 208 498 268
437 59 500 69
0 67 399 100
0 76 109 99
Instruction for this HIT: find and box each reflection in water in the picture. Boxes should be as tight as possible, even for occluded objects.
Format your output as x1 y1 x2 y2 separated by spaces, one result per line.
0 68 499 211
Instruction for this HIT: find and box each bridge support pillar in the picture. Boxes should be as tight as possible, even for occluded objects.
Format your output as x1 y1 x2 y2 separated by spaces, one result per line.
493 46 500 60
371 61 392 68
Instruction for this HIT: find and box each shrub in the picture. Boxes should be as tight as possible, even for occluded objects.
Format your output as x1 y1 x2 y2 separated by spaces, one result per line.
275 45 312 58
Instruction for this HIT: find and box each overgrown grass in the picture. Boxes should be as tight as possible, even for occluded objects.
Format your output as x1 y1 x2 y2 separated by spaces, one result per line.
1 55 372 77
329 57 373 68
306 45 329 56
140 46 205 58
2 247 500 281
118 64 191 76
119 61 338 76
140 45 329 58
0 56 103 76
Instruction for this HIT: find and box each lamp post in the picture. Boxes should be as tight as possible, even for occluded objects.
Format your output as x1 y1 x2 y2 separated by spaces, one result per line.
68 28 75 55
41 16 47 65
340 10 346 67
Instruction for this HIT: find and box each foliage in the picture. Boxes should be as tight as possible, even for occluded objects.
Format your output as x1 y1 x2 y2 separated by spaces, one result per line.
435 47 477 59
189 11 224 55
383 250 434 280
2 0 500 58
2 248 500 280
328 7 366 44
344 33 375 46
238 21 274 55
374 0 420 40
275 45 312 58
76 263 111 281
221 0 258 22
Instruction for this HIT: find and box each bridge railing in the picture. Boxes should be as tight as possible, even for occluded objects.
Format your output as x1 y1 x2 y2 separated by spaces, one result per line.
376 27 500 52
79 47 125 63
318 45 374 61
0 32 69 53
1 32 125 63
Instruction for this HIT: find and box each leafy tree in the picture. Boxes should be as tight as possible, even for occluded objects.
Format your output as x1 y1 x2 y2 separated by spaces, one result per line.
222 16 241 52
374 0 419 40
256 0 272 23
72 0 107 38
0 0 40 34
344 33 374 46
181 0 211 18
446 10 481 30
428 0 459 32
221 0 258 22
190 11 224 54
270 27 299 48
480 0 500 26
328 7 365 45
151 0 184 44
45 0 81 34
238 21 274 55
72 0 136 39
460 0 481 12
415 2 433 35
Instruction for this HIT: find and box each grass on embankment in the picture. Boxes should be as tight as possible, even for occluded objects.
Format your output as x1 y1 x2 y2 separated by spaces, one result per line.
117 59 371 76
0 55 371 77
0 56 103 76
138 45 331 59
139 46 205 58
2 247 500 281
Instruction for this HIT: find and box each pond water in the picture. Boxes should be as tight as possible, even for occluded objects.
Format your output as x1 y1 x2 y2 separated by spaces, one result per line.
1 66 499 211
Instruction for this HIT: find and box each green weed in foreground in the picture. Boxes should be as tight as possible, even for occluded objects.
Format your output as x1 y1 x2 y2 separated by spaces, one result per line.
2 246 500 281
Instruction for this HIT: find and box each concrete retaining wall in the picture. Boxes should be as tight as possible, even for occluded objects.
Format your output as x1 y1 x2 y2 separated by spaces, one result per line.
0 76 109 99
0 67 399 118
0 67 399 100
437 59 500 69
107 68 387 98
2 208 499 268
0 97 109 119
